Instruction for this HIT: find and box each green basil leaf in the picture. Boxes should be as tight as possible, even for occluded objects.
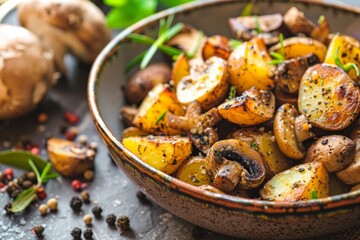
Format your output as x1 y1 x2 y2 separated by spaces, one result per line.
10 187 36 213
104 0 128 7
159 0 194 7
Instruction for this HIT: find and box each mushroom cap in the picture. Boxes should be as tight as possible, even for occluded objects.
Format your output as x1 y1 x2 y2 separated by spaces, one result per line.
0 24 56 119
18 0 111 72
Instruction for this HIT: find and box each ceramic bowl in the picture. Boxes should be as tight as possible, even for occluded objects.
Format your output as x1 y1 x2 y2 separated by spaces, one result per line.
88 1 360 239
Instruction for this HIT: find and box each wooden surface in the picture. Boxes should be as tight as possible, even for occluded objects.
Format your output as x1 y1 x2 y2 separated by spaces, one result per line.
1 1 360 240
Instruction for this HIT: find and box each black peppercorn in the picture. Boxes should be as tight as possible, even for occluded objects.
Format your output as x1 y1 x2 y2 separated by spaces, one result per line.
92 206 103 218
27 171 37 183
117 216 130 231
83 229 93 239
70 197 82 211
33 225 44 237
192 226 207 239
71 227 82 239
4 202 12 215
21 180 33 189
106 214 116 226
7 184 21 199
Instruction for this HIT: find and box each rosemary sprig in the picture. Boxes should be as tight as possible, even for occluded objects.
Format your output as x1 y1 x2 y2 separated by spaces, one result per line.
335 48 360 76
254 16 261 34
155 110 168 125
269 33 285 65
229 39 242 50
228 86 237 99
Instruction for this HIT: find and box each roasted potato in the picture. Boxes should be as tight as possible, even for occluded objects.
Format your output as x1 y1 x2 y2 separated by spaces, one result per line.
125 63 171 104
122 135 192 174
202 35 231 60
228 38 275 93
171 53 189 87
133 84 185 135
269 37 327 62
298 64 360 131
260 162 329 201
218 87 275 126
176 156 211 186
324 34 360 81
176 56 229 110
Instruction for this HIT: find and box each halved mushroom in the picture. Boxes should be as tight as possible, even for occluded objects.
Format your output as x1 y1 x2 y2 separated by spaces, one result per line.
218 87 275 126
274 53 320 94
18 0 111 73
120 106 138 126
274 104 314 159
304 135 355 173
205 139 265 192
176 56 229 111
274 86 297 107
283 7 315 36
298 64 360 131
0 24 57 119
202 35 231 60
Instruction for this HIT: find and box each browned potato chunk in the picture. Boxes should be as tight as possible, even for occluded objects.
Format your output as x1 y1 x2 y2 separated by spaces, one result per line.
125 63 171 104
260 162 329 201
176 156 211 186
122 135 192 175
304 135 355 173
171 53 189 87
298 64 360 131
218 87 275 126
228 38 275 93
202 35 231 60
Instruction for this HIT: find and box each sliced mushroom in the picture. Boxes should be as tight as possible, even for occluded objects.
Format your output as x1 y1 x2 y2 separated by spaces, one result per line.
283 7 316 36
205 139 265 192
274 53 320 94
274 104 314 159
298 64 360 131
218 87 275 126
0 24 56 119
18 0 111 73
202 35 231 60
274 86 297 107
304 135 355 173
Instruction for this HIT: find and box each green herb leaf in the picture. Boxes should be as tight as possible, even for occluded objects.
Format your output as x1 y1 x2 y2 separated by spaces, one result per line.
318 15 325 24
159 0 194 7
0 150 53 173
269 33 285 65
254 16 261 34
335 48 360 76
10 187 36 213
270 52 284 60
250 141 259 151
40 163 52 183
188 31 204 58
155 110 168 125
311 189 318 199
229 39 242 50
104 0 128 7
228 86 237 99
125 51 147 73
241 0 256 16
279 33 285 59
28 159 41 184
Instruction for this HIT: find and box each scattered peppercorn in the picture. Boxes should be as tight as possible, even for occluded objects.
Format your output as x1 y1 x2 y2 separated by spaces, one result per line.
117 216 130 231
83 170 94 181
83 229 93 239
64 111 79 125
0 182 5 189
83 214 93 225
70 197 82 211
47 198 58 211
191 226 207 239
21 180 33 189
27 171 37 183
80 191 90 203
33 225 44 237
106 214 116 226
30 147 40 155
35 187 47 200
4 168 13 180
71 227 82 239
92 206 102 218
4 202 12 215
39 204 49 215
71 180 82 192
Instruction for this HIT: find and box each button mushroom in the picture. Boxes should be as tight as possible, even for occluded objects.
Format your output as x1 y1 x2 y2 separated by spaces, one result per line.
304 135 356 173
18 0 111 73
205 139 266 192
283 7 316 36
0 24 56 119
274 103 314 159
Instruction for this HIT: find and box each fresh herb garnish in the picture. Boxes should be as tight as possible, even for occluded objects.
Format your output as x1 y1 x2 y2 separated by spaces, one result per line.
250 141 259 151
228 86 237 99
311 189 318 199
334 48 360 76
269 33 285 65
240 0 256 16
155 110 168 125
318 15 325 24
188 31 204 58
254 16 262 34
229 39 242 50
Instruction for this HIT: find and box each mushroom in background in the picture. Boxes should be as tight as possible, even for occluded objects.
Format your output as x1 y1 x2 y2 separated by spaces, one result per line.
18 0 111 73
0 24 57 119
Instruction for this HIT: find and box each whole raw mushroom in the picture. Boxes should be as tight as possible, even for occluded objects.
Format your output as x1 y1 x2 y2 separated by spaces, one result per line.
0 24 56 119
18 0 111 73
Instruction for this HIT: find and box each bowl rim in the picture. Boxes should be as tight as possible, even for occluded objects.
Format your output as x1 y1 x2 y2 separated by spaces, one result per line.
88 0 360 214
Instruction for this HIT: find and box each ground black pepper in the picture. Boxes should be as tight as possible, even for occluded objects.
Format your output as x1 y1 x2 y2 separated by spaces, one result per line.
83 229 93 239
105 214 116 226
92 206 103 218
70 197 82 211
33 225 44 237
117 216 130 231
70 227 82 239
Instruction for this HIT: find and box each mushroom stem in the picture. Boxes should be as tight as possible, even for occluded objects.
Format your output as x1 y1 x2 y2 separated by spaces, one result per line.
295 114 313 142
213 161 242 192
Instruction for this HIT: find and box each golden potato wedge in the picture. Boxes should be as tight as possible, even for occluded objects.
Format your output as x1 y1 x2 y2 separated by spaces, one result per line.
298 64 360 131
228 38 275 93
122 135 192 175
171 53 189 87
202 35 231 60
218 87 275 126
260 162 329 201
269 37 327 62
176 56 229 110
175 156 211 186
324 34 360 81
133 84 185 135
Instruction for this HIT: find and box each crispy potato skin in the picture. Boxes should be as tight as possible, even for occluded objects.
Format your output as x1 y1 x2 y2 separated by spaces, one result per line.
125 63 171 104
122 136 192 175
324 34 360 81
218 87 275 126
260 162 329 201
228 38 275 93
133 84 185 135
171 53 189 87
298 64 360 131
175 156 211 186
269 37 327 62
202 35 231 60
